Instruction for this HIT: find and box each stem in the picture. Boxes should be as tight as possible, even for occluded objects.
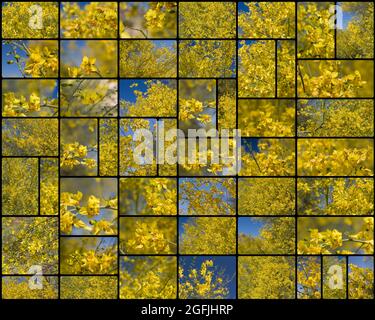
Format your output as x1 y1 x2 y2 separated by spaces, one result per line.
297 63 306 93
124 25 148 38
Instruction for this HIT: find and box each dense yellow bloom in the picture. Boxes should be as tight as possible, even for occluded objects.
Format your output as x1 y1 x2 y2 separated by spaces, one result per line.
100 119 118 176
2 277 58 299
239 256 295 299
239 178 295 215
61 277 117 299
349 263 374 299
2 158 38 215
2 2 58 38
298 139 374 176
239 218 295 254
179 40 235 78
179 2 236 38
61 2 117 38
298 99 374 137
2 118 58 156
180 218 236 254
337 2 374 58
120 257 177 299
298 257 321 299
297 2 334 58
121 80 176 117
239 41 275 97
239 2 295 38
2 217 58 274
120 40 176 77
239 99 295 136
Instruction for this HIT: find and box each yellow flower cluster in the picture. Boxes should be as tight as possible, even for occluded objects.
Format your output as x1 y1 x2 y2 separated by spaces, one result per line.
298 218 374 254
60 142 96 170
61 191 117 235
179 260 228 299
66 250 116 274
25 45 58 77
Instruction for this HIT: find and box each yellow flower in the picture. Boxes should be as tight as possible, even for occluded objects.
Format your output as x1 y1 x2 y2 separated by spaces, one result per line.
197 114 212 124
61 191 83 207
61 210 75 234
326 229 342 249
87 195 100 216
81 250 99 273
29 92 41 111
80 90 101 105
107 198 117 209
24 50 44 76
80 56 97 74
92 221 115 235
68 67 79 78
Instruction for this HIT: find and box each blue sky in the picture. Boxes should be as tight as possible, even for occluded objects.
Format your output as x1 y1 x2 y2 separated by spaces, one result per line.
179 217 191 236
49 80 59 97
338 2 357 29
119 1 149 14
349 256 374 270
239 39 258 47
241 138 260 153
238 217 265 237
2 42 29 77
238 2 249 13
120 80 149 103
179 256 236 299
61 40 87 66
52 81 59 97
60 1 90 9
153 40 176 50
